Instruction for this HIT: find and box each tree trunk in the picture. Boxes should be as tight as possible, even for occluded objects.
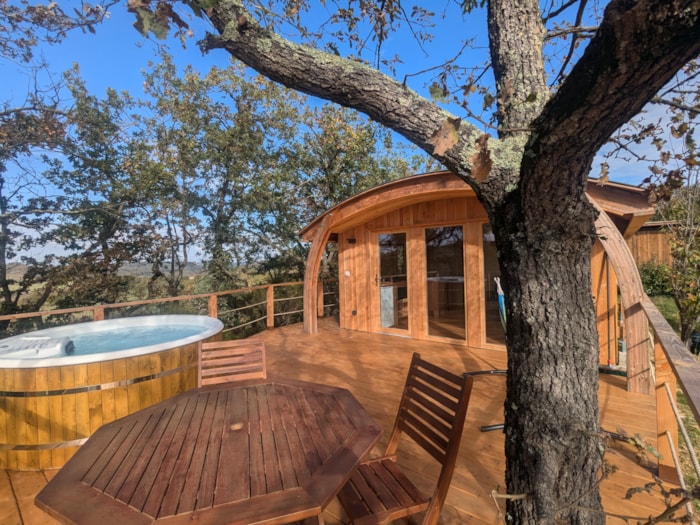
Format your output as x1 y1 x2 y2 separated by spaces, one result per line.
491 165 602 524
486 0 603 520
487 0 547 135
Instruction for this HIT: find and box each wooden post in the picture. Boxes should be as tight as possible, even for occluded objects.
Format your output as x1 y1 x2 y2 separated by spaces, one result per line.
303 217 332 334
655 332 680 483
317 281 325 318
266 285 275 330
208 294 218 319
93 307 104 321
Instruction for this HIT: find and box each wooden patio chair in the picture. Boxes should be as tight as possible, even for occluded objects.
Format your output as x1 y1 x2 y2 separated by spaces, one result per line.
198 339 267 386
337 352 474 525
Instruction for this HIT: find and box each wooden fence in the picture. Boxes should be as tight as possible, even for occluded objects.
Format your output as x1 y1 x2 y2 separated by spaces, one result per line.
0 281 338 338
627 221 673 266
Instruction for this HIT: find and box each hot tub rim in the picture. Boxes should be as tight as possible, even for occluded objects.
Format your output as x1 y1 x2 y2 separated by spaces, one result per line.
0 314 223 369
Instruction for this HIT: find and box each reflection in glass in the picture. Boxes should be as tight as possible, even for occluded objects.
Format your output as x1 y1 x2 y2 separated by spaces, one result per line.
378 233 408 330
483 224 505 344
426 226 465 339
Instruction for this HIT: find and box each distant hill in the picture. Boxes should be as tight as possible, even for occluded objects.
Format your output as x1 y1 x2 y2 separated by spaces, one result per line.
6 264 27 280
118 263 205 277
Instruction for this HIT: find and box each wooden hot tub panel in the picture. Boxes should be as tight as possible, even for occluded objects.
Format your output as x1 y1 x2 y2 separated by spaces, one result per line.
0 342 199 470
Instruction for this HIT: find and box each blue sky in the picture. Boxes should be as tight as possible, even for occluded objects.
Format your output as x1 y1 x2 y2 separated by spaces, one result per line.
2 4 222 100
1 2 655 187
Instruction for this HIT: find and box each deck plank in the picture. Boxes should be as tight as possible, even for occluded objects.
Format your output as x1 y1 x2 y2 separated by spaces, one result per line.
1 318 681 524
0 470 20 525
7 470 61 525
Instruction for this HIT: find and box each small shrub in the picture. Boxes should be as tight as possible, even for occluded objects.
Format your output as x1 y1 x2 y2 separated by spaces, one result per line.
639 259 672 296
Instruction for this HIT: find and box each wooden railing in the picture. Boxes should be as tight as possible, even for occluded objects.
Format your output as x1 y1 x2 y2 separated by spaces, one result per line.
641 295 700 486
0 281 338 338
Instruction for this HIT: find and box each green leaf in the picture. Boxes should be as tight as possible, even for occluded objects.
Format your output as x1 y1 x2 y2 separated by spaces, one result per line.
461 0 486 13
132 8 168 40
685 128 696 151
429 82 448 103
132 8 151 37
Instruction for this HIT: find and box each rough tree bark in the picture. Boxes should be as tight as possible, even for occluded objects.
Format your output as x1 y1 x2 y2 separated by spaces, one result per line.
200 0 700 522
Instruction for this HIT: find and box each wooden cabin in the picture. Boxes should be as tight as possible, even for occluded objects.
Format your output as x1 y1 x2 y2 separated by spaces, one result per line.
300 171 657 393
627 220 674 266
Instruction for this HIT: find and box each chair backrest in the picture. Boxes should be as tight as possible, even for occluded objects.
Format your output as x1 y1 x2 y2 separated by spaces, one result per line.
386 352 474 524
198 339 267 386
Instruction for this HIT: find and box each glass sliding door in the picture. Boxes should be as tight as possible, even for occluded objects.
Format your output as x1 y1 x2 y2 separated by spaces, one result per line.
425 226 465 339
378 233 409 330
483 224 506 344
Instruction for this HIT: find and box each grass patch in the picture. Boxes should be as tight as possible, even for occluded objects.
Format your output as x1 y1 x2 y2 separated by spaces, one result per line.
650 295 680 333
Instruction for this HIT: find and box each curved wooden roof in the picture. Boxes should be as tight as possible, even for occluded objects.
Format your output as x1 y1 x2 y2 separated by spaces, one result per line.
300 171 472 241
300 171 654 241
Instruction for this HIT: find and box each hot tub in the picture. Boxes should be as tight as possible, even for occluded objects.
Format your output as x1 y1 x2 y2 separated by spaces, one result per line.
0 315 223 470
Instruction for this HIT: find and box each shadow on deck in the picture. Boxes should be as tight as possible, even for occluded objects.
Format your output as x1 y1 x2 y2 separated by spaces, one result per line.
1 317 677 524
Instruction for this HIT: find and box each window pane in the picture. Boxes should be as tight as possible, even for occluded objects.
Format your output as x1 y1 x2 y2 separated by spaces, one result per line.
426 226 465 340
378 233 408 330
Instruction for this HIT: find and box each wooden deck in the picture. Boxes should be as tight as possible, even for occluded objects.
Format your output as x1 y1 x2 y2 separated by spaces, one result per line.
2 318 678 524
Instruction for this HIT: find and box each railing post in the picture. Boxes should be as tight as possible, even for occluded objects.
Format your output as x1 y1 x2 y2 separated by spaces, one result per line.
266 285 275 330
93 307 104 321
317 281 325 318
655 331 680 483
208 294 218 319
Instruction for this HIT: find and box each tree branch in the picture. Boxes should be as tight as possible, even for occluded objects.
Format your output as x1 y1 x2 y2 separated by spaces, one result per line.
545 26 597 40
553 0 589 87
200 0 486 181
543 0 582 22
651 95 700 114
526 0 700 177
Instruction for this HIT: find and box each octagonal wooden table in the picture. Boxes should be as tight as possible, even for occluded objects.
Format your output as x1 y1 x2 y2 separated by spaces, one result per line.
35 378 381 525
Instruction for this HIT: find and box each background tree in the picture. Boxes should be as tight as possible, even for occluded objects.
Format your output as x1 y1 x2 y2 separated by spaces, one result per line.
42 72 152 307
127 1 699 522
1 38 422 319
256 104 427 282
0 0 126 320
0 59 73 320
664 177 700 345
650 141 700 345
0 0 117 62
132 55 208 297
136 57 310 289
618 57 700 345
136 54 426 287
